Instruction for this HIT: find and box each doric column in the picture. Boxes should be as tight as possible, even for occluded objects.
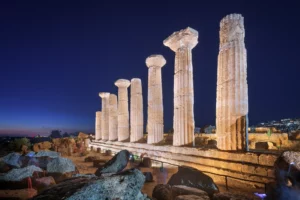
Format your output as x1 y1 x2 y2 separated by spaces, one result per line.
109 94 118 141
114 79 131 141
164 27 198 146
146 55 166 144
216 14 248 151
95 111 101 140
99 92 110 141
130 78 144 142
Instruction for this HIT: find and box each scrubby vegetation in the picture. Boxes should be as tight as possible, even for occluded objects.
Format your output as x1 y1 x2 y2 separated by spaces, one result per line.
8 137 31 152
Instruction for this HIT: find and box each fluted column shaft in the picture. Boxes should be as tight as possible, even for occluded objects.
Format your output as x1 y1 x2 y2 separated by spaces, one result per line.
130 78 144 142
216 14 248 151
95 111 101 140
109 94 118 141
99 93 110 141
164 27 198 146
146 55 166 144
115 79 131 141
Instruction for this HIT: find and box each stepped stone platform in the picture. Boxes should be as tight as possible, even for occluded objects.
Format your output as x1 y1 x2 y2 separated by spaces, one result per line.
90 140 279 193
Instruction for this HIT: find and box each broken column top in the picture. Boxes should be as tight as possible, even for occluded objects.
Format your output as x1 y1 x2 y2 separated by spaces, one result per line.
109 94 117 103
96 111 101 116
220 13 245 46
163 27 198 52
146 55 166 68
114 79 131 88
99 92 110 98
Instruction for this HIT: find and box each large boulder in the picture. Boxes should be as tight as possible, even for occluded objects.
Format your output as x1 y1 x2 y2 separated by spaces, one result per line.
47 157 75 173
31 168 145 200
2 152 22 168
95 149 130 176
275 151 300 173
152 184 172 200
168 166 219 196
0 165 43 189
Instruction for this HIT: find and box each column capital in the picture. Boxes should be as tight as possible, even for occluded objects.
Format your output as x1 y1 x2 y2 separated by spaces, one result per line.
99 92 110 98
146 55 166 68
114 79 131 88
163 27 198 52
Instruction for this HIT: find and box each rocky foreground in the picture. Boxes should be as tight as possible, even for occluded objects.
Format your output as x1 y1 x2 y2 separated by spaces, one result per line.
0 149 299 200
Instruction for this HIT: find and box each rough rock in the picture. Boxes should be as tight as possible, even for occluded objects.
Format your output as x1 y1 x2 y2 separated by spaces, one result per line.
275 151 300 173
27 156 54 170
47 157 75 173
152 184 172 200
168 166 219 196
0 166 43 181
175 195 209 200
2 152 22 168
213 192 255 200
31 168 145 200
33 141 52 152
265 182 300 200
143 172 153 182
34 176 56 193
26 151 36 157
172 185 210 199
84 156 100 162
78 132 89 139
95 149 130 176
35 151 60 158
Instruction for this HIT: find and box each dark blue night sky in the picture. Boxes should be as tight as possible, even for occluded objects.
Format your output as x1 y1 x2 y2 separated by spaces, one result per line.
0 0 299 136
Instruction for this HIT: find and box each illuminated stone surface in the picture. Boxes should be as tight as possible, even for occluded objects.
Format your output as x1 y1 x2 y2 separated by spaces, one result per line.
216 14 248 150
95 111 101 140
130 78 144 142
109 94 118 141
164 27 198 146
146 55 166 144
99 92 110 141
115 79 131 141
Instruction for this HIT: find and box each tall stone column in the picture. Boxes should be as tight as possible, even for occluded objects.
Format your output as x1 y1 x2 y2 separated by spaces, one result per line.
130 78 144 142
164 27 198 146
115 79 131 141
216 14 248 151
146 55 166 144
109 94 118 141
95 111 101 140
99 92 110 141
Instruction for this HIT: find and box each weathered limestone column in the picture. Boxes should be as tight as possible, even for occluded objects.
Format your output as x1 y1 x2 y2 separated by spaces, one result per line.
95 111 101 140
164 27 198 146
130 78 144 142
99 92 110 141
146 55 166 144
216 14 248 151
114 79 131 141
109 94 118 141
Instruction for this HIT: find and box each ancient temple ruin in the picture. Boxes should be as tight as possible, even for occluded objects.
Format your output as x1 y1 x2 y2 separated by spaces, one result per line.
216 14 248 151
146 55 166 144
164 27 198 146
90 14 278 193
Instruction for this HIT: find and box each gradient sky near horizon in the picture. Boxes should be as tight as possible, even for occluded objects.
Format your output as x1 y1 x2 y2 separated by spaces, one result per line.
0 1 299 136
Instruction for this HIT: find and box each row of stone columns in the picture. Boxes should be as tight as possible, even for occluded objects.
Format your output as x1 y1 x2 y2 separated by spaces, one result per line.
95 13 248 151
